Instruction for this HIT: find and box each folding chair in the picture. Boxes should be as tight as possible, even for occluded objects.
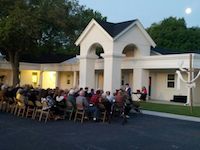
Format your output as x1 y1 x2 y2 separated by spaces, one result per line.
74 103 86 123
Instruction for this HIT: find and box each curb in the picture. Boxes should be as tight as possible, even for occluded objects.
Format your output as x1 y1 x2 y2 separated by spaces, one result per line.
141 110 200 123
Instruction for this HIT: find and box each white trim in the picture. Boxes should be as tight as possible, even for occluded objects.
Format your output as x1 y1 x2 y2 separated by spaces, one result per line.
76 55 98 60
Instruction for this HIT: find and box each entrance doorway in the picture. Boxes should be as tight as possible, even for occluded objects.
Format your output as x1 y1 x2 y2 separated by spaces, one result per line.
95 70 104 90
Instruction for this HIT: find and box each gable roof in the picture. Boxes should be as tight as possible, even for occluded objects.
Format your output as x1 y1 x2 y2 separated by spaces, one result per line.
19 53 76 64
75 19 156 47
151 47 181 55
0 49 75 63
151 47 200 55
75 19 113 46
96 20 137 38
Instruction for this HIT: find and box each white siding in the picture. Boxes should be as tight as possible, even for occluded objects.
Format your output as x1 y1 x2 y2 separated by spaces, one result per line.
150 72 188 101
58 72 74 90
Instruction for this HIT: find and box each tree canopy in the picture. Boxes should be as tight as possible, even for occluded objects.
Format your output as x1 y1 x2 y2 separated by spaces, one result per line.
0 0 106 85
147 17 200 52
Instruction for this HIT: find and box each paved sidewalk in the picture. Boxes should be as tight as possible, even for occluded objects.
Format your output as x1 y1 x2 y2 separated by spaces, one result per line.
142 110 200 122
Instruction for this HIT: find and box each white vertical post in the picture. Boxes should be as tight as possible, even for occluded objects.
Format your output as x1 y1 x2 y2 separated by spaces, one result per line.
39 71 43 88
73 71 77 88
189 54 193 112
102 54 124 93
77 55 97 89
133 68 149 98
55 71 59 88
133 69 149 90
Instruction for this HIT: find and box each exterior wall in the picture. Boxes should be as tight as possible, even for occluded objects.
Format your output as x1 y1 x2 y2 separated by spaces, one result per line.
113 25 151 56
150 71 188 101
80 24 113 56
193 73 200 106
20 70 40 87
58 71 74 90
0 69 12 86
121 69 133 87
40 63 79 72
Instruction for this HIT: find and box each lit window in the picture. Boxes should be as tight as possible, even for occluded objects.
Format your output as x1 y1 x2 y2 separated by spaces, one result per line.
32 72 38 83
167 74 175 88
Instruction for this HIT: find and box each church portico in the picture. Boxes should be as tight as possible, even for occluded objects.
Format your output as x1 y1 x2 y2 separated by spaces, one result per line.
75 19 155 93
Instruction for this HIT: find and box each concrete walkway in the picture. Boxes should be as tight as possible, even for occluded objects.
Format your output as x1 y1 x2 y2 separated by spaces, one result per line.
142 110 200 122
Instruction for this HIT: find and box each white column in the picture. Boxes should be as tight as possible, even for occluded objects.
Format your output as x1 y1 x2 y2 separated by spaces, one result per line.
39 71 43 88
55 71 59 88
10 70 14 86
133 68 149 95
187 71 194 105
77 55 97 89
102 54 124 93
73 71 77 88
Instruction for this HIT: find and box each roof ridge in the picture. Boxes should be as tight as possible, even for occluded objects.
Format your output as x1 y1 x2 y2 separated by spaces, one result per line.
96 19 137 37
98 19 137 25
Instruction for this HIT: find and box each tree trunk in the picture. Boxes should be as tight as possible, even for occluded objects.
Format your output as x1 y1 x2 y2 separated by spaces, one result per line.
8 51 20 86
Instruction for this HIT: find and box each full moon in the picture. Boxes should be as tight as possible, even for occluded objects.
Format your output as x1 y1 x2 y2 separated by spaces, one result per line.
185 7 192 14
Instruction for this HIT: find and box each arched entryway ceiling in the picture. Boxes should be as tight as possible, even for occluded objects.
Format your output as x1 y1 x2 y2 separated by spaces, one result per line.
88 43 104 58
122 44 138 57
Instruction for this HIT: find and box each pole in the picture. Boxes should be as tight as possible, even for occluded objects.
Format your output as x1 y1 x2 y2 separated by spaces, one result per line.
189 54 193 113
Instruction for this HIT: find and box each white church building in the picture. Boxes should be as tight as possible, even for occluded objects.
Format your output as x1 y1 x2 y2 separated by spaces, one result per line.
1 19 200 105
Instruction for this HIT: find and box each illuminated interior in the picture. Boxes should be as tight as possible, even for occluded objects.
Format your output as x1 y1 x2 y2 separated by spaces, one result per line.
32 72 38 83
42 71 56 89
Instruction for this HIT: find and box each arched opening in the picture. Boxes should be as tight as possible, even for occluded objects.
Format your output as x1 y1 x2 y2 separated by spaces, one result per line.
88 43 104 89
121 44 138 90
122 44 138 57
88 43 104 59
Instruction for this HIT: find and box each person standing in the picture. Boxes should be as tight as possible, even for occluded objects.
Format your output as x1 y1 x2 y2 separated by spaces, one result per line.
125 83 132 101
140 86 147 101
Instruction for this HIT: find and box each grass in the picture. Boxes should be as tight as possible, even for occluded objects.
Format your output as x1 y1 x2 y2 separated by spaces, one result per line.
140 102 200 117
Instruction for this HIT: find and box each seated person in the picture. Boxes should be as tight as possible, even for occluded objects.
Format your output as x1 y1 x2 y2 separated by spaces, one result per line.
139 86 147 101
114 90 124 107
16 89 25 107
67 89 76 109
76 90 89 110
55 90 66 108
89 90 101 121
52 90 67 120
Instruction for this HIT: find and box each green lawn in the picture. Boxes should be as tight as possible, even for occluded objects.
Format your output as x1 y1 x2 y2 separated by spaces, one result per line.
140 102 200 117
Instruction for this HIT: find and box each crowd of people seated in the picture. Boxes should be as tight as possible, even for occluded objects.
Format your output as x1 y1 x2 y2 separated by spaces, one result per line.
0 83 142 123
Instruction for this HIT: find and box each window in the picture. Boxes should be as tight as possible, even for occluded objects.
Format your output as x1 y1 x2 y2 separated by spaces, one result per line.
167 74 175 88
